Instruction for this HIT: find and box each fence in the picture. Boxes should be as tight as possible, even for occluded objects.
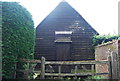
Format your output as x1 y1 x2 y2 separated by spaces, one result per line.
15 56 114 79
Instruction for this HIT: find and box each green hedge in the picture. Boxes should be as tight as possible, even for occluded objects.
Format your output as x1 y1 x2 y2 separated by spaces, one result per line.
93 34 120 46
2 2 35 79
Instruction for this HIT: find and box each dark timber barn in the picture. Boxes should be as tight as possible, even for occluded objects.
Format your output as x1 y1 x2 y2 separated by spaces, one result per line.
34 1 98 62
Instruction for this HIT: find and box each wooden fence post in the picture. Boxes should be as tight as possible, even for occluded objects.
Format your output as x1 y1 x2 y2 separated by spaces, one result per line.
111 52 118 79
91 65 94 79
24 62 29 79
75 65 78 74
108 55 112 79
75 65 78 78
58 65 61 78
41 57 45 79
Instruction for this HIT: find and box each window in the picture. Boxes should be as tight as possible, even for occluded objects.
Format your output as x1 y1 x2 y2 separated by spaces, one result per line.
55 31 72 42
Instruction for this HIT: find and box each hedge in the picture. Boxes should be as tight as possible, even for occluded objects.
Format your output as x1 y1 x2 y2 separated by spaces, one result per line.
92 34 120 46
2 2 35 79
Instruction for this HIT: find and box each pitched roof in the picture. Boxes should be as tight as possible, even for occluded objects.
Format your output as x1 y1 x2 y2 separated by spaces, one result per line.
37 1 98 34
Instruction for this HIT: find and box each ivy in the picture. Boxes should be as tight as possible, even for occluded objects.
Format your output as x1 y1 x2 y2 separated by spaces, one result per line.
92 34 120 46
2 2 35 79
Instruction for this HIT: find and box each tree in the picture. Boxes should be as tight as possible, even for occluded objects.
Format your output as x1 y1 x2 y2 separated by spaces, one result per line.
2 2 35 79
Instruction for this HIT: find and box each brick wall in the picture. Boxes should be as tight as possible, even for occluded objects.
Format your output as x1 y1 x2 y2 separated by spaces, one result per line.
95 40 119 78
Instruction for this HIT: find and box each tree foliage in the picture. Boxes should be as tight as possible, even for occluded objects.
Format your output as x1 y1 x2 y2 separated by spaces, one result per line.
92 34 120 46
2 2 35 79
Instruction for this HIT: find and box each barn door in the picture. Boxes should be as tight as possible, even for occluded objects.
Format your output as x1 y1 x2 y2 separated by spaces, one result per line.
55 31 72 61
55 31 72 73
56 42 71 61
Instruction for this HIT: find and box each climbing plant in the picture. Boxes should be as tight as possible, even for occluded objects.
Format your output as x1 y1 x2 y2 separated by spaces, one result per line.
92 34 120 46
2 2 35 79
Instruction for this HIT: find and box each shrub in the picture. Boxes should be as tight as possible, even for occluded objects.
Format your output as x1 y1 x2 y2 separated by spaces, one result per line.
2 2 35 79
92 34 120 46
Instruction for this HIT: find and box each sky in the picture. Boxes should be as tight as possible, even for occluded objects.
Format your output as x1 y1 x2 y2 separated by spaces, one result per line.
2 0 120 35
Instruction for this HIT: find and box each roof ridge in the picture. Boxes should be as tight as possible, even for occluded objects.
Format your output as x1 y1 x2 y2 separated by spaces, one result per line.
62 0 66 2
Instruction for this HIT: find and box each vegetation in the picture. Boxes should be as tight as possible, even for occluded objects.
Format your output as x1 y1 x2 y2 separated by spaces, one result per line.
56 75 103 81
92 34 120 46
85 75 103 81
60 77 81 81
2 2 35 79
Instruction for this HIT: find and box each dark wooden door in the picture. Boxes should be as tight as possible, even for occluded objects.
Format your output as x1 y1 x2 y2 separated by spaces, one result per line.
55 42 71 73
56 42 71 61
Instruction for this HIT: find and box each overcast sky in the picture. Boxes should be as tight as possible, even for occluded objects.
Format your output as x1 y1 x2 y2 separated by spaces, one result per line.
2 0 119 35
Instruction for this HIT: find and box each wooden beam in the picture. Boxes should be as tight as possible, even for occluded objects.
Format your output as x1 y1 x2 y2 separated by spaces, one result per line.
58 65 61 78
45 73 92 76
17 69 41 73
19 59 108 65
91 65 95 79
111 52 118 79
40 57 45 79
45 72 109 77
19 59 41 63
107 55 112 79
45 60 109 65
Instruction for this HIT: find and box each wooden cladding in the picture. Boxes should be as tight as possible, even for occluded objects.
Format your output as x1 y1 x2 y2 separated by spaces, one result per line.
35 1 98 61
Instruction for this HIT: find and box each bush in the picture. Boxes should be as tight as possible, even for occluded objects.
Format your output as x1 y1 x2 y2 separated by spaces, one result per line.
85 75 103 81
92 34 120 46
2 2 35 79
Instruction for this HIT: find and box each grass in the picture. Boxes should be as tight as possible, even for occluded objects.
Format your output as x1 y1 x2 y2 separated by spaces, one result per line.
59 75 103 81
85 75 104 81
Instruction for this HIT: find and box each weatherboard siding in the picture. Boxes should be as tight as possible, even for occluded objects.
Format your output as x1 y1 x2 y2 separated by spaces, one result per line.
34 1 98 61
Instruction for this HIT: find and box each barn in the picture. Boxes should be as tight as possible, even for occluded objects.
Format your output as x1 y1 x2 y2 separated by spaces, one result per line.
34 1 98 61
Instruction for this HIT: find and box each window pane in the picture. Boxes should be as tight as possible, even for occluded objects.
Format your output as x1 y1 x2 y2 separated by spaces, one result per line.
55 31 72 42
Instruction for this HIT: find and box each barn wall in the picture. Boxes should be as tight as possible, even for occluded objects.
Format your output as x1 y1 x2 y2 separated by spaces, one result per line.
95 40 119 78
35 20 96 61
34 1 97 61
